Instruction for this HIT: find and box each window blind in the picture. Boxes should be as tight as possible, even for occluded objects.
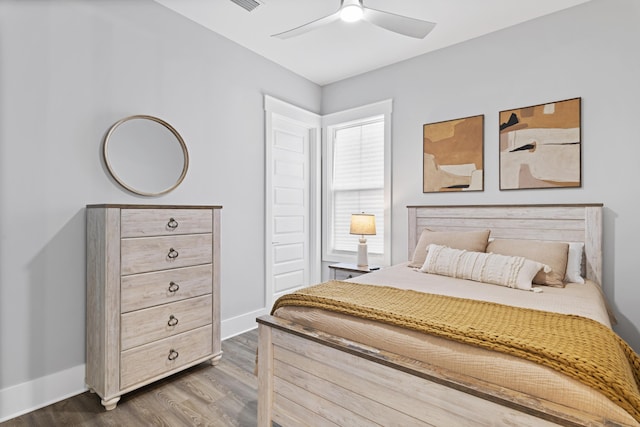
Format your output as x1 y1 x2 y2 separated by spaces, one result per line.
331 118 384 254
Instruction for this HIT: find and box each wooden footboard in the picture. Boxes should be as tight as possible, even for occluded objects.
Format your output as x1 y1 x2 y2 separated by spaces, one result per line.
256 204 632 426
257 315 634 427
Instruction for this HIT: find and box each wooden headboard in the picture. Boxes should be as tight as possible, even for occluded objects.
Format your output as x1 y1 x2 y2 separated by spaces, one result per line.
407 204 603 285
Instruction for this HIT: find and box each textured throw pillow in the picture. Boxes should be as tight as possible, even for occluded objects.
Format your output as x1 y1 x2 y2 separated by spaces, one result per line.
486 239 569 287
409 229 491 268
564 242 585 284
420 244 548 290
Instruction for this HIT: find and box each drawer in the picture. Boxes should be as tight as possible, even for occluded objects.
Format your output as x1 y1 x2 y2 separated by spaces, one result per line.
332 269 365 280
120 324 213 389
121 294 213 350
121 209 213 238
121 264 213 313
121 234 212 275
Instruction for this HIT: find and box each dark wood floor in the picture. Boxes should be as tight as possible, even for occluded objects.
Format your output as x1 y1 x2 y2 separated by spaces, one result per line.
1 328 259 427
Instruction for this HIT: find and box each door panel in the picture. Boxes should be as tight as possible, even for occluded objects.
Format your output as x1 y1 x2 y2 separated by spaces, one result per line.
265 96 321 309
270 120 309 297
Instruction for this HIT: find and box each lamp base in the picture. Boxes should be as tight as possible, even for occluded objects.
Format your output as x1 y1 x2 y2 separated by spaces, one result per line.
356 239 368 267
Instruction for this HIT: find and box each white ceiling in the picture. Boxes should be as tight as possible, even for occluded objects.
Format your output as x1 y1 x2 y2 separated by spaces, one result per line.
154 0 591 86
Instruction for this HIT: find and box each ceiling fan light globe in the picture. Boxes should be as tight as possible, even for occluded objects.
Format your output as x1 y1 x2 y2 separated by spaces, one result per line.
340 4 363 22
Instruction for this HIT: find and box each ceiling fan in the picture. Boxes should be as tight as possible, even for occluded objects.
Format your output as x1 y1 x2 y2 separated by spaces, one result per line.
271 0 436 39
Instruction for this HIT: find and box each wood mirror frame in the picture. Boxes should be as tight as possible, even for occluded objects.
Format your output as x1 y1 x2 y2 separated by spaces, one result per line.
102 115 189 197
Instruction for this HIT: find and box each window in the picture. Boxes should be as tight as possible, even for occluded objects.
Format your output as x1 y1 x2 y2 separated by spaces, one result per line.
323 100 392 265
332 118 384 254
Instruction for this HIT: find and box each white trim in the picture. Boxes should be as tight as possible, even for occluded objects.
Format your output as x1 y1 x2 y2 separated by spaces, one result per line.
0 365 86 423
322 99 393 267
265 95 320 124
322 99 393 125
221 307 266 340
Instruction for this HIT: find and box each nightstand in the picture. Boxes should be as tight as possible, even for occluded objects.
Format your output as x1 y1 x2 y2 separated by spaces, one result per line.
329 263 381 280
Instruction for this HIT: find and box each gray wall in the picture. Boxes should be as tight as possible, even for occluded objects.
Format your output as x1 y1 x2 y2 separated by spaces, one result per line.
0 0 320 392
322 0 640 351
1 0 639 416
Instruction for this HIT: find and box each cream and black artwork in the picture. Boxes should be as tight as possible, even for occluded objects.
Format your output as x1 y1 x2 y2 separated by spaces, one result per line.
499 97 581 190
423 115 484 193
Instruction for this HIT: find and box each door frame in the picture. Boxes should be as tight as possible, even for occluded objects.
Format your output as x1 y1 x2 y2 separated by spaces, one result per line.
264 95 321 309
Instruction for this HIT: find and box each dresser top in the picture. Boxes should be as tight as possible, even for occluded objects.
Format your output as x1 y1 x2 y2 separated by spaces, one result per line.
86 204 222 209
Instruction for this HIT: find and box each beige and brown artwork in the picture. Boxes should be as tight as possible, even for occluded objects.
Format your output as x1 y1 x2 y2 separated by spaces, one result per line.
499 97 581 190
423 115 484 193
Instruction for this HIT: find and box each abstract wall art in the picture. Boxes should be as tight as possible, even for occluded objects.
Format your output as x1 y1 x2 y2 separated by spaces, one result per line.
499 97 581 190
423 114 484 193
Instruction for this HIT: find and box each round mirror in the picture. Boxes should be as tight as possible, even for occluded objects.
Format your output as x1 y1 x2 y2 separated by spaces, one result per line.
103 115 189 196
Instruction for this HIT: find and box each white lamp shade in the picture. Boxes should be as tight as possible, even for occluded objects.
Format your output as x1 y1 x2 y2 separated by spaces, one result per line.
350 213 376 236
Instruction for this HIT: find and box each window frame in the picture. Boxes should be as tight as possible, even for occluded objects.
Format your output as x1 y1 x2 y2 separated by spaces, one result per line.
322 99 392 266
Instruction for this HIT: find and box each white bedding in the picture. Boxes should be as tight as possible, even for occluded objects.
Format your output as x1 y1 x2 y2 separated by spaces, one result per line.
350 262 613 327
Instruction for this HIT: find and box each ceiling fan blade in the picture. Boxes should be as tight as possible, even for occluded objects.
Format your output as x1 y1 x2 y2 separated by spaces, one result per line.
271 10 341 39
362 7 436 39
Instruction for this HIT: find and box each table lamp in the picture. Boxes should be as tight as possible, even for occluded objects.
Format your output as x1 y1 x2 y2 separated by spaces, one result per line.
350 213 376 267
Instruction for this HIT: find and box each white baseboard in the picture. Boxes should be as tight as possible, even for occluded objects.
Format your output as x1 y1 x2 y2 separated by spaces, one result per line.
0 307 270 423
221 307 269 339
0 364 87 423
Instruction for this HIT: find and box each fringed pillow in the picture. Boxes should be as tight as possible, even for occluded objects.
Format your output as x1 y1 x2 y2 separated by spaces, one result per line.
420 244 549 291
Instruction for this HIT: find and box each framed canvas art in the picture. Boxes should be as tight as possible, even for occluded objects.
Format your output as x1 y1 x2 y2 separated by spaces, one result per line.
423 114 484 193
499 97 581 190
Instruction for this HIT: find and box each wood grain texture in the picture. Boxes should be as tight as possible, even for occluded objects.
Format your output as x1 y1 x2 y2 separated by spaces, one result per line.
211 209 222 362
120 264 213 314
121 208 213 237
121 325 214 389
257 324 274 426
2 330 258 427
120 234 213 276
257 204 618 427
407 203 603 285
85 205 222 411
121 295 213 350
87 204 222 210
258 315 634 427
85 207 122 403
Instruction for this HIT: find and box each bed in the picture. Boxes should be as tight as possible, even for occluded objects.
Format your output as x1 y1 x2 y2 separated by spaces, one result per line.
256 204 640 426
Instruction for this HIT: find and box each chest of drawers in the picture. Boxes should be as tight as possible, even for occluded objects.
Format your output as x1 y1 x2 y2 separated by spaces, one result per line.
85 204 222 410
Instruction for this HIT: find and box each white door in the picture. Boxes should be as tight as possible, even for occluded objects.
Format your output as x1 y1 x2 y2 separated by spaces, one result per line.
265 96 320 308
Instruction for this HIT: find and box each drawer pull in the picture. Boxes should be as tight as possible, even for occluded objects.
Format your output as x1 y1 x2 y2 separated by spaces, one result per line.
167 248 179 259
168 349 179 361
167 218 179 229
167 315 179 327
168 281 180 293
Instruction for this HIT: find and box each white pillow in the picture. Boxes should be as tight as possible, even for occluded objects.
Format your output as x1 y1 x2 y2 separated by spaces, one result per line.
421 244 549 291
564 242 585 284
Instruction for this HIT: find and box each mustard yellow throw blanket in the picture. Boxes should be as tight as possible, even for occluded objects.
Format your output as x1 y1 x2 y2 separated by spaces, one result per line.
272 281 640 422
